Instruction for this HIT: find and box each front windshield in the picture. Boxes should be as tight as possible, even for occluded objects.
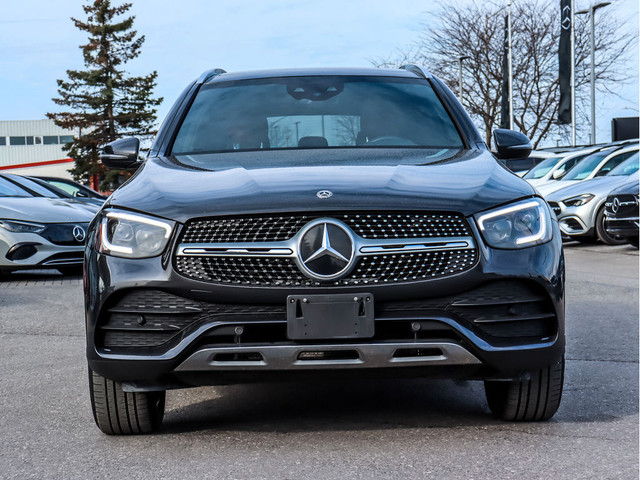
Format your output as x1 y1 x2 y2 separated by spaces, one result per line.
607 152 639 176
562 150 613 181
0 177 33 197
172 76 464 156
523 156 561 179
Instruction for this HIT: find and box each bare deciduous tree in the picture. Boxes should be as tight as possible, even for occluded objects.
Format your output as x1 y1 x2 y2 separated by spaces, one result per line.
373 0 636 148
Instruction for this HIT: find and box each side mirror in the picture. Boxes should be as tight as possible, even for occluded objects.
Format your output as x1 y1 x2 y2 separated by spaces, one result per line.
493 129 532 160
100 137 140 170
552 169 564 180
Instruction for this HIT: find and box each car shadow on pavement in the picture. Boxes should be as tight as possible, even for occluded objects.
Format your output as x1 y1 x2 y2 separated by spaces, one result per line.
159 364 638 435
159 378 503 434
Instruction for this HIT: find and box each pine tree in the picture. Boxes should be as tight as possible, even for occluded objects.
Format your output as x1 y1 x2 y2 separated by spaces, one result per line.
47 0 162 189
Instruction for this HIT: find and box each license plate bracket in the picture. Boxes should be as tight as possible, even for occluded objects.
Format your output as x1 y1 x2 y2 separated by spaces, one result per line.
286 293 374 340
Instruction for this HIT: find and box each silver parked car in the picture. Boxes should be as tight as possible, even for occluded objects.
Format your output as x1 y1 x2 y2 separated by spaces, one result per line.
545 153 639 244
0 175 97 275
536 144 638 196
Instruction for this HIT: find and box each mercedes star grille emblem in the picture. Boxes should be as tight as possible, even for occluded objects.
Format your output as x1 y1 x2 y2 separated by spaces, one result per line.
297 219 355 281
73 225 86 243
612 197 620 214
316 190 333 199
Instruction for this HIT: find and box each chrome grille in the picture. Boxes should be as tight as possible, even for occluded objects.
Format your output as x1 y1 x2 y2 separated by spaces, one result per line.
175 249 477 287
175 212 478 287
180 212 471 243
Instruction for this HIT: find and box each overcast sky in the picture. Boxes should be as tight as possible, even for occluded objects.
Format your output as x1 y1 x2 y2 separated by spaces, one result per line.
0 0 637 146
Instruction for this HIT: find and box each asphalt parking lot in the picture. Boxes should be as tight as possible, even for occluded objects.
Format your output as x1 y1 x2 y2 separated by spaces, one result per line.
0 242 637 479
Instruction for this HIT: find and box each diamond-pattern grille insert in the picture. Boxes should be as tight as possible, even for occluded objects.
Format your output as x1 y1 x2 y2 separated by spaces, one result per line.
180 212 471 243
175 249 477 287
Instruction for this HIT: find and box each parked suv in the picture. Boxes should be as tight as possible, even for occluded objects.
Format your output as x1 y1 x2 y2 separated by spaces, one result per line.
86 66 565 434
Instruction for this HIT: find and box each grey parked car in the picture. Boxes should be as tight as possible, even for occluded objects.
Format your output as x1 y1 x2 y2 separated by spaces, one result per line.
0 175 96 275
545 153 639 244
604 179 639 248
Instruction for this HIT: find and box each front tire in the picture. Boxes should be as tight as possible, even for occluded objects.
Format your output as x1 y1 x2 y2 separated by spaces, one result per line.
89 369 165 435
484 357 564 421
628 237 639 248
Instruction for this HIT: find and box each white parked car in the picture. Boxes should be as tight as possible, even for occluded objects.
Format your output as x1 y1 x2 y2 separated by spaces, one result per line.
523 147 598 188
0 175 96 275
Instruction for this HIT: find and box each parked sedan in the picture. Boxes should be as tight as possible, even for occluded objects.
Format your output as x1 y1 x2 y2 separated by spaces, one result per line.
0 175 96 275
3 174 101 212
604 179 639 248
545 153 639 244
34 176 107 204
536 144 638 196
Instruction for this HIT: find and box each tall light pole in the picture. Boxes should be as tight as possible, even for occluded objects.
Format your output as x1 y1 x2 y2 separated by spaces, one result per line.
570 0 576 146
457 55 471 102
507 0 513 130
577 2 611 145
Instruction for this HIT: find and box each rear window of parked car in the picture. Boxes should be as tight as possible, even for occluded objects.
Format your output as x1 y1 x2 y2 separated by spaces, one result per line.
0 177 32 197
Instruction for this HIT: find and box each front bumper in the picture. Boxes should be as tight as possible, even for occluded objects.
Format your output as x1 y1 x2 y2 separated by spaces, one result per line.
0 230 84 270
85 218 565 390
605 216 639 238
548 201 600 237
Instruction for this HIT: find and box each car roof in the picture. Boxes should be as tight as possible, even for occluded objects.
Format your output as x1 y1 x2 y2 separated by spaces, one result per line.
203 67 422 84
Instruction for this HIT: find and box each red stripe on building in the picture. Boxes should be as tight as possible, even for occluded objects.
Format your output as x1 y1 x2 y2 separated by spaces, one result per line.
0 158 74 171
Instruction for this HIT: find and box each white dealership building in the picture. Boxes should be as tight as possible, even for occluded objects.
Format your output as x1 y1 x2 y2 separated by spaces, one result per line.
0 119 78 178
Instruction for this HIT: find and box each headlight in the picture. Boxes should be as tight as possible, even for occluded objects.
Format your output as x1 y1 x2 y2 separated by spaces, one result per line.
562 194 594 207
475 198 552 249
99 211 174 258
0 219 46 234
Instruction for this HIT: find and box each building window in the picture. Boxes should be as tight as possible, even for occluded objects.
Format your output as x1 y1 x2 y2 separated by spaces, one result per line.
0 137 6 146
26 136 34 145
10 137 26 146
59 135 74 144
34 136 42 145
43 136 59 145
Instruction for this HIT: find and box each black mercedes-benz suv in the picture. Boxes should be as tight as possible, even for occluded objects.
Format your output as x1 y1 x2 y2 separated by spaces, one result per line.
86 66 564 434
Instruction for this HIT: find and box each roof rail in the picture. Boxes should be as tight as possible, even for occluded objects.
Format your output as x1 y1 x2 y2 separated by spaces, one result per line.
197 68 227 84
399 64 431 79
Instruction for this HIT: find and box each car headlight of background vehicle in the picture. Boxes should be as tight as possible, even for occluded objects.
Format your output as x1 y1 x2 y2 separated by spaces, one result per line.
0 219 46 234
475 198 552 249
99 210 174 258
561 194 594 207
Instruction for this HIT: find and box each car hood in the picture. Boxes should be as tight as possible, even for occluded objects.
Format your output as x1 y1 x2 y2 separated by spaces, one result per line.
526 178 548 187
545 173 639 202
108 149 537 223
536 180 581 197
0 197 98 223
609 176 640 196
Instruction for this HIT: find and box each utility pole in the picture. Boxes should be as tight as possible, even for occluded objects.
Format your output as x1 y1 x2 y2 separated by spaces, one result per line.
570 0 576 146
507 0 513 130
